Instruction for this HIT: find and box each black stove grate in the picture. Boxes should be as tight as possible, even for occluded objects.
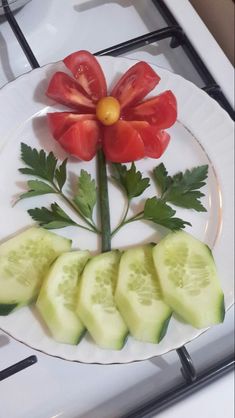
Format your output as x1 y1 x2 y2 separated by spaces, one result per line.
0 355 37 382
1 0 234 416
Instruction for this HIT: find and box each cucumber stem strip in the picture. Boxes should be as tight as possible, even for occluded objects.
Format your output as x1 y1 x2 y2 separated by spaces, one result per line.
97 150 112 252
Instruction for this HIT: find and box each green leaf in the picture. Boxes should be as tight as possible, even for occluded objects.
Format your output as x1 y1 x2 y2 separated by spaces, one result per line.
19 180 56 200
172 165 208 190
19 143 57 182
164 165 208 212
28 203 76 229
153 163 208 212
112 162 150 200
143 197 191 231
73 170 97 220
45 151 58 182
153 163 172 194
55 159 67 191
164 188 207 212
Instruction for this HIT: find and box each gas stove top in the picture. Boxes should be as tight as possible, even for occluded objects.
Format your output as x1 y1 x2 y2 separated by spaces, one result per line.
0 1 234 417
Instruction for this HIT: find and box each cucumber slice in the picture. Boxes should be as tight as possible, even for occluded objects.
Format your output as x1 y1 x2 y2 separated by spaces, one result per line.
76 251 128 350
36 251 90 344
0 227 71 314
115 245 172 343
152 231 225 329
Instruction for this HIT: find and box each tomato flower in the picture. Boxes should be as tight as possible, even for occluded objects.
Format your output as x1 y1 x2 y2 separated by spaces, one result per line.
46 51 177 162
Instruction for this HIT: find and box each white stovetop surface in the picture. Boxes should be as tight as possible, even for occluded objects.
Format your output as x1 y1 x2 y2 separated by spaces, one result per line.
0 0 234 104
0 308 234 418
0 1 234 417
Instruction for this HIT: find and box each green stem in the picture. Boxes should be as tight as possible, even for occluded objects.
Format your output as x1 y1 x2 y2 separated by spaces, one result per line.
160 192 167 202
52 183 100 233
97 150 111 252
122 199 130 225
111 211 144 237
73 223 97 234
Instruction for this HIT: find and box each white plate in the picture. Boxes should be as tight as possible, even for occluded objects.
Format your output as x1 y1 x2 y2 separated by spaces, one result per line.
0 56 234 364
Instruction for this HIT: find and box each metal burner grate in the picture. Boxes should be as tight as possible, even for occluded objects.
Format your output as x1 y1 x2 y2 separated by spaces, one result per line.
1 0 234 415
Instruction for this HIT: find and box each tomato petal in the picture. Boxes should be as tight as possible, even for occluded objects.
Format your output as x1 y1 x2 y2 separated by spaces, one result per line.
58 120 100 161
47 112 96 141
124 90 177 129
46 72 95 112
103 120 145 163
130 122 170 158
63 50 107 102
111 62 160 110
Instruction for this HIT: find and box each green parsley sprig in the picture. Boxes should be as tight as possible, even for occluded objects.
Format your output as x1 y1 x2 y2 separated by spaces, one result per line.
112 163 150 232
17 143 208 240
153 163 208 212
18 143 100 233
111 162 208 237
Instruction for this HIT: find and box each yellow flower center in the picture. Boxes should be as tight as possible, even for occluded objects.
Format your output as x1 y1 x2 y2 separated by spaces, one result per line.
96 96 121 126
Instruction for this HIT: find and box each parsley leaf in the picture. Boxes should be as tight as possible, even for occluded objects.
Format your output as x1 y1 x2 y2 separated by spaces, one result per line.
143 197 191 230
172 165 208 190
19 143 57 182
19 180 56 200
112 163 150 200
153 163 208 212
28 203 76 229
164 189 206 212
74 170 97 220
153 163 172 194
55 159 67 191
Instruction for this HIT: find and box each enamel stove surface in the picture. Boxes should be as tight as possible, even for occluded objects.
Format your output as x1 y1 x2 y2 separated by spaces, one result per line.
0 1 234 417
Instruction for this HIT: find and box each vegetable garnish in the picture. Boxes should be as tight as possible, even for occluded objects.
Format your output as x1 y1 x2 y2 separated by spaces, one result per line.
0 230 225 347
153 163 208 212
96 96 121 126
3 54 226 353
18 144 208 237
46 50 177 163
111 162 208 236
18 143 99 233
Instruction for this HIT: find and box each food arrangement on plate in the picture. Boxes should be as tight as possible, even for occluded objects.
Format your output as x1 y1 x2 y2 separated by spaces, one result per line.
0 51 233 362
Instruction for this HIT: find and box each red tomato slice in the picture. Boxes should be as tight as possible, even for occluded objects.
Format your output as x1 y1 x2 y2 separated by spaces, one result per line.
46 72 95 112
130 122 170 158
63 50 107 102
124 90 177 129
47 112 96 141
58 120 101 161
111 62 160 110
103 120 145 163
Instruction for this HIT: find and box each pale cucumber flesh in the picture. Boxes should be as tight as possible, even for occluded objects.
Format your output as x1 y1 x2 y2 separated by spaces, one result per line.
115 245 172 343
152 231 225 328
76 251 128 350
36 250 90 344
0 227 71 312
